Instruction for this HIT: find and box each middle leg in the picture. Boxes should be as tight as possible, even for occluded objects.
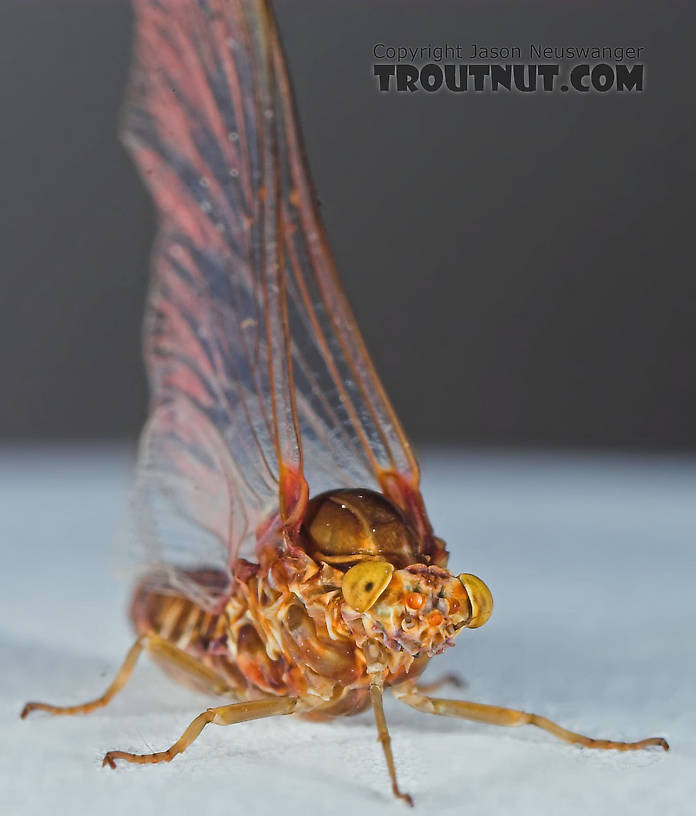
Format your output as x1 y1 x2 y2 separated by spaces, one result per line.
415 673 466 695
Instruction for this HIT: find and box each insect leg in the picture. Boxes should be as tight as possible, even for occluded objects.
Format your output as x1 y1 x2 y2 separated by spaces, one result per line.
369 675 414 807
391 684 669 752
21 634 232 718
415 673 466 694
102 697 299 767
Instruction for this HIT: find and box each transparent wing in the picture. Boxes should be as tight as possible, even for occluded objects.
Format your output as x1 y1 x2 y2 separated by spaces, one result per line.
123 0 437 610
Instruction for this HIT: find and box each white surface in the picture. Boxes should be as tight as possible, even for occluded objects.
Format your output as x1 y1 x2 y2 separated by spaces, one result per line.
1 446 694 815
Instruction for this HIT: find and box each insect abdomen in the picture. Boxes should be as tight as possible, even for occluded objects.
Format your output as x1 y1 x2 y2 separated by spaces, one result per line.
130 574 252 697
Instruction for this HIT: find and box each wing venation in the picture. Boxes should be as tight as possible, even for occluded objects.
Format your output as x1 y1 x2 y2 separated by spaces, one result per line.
123 0 433 607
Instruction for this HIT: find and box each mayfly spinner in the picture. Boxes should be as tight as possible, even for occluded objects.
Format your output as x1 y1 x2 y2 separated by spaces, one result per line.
21 0 668 804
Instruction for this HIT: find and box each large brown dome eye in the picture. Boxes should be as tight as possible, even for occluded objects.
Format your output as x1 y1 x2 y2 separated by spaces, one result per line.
342 561 394 612
302 489 420 569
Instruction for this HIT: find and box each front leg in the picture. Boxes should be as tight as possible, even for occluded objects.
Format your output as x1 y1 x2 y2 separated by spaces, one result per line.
103 696 299 767
393 684 669 752
369 674 413 806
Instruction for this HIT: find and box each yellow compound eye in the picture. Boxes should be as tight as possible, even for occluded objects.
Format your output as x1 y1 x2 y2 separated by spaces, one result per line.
458 573 493 628
342 560 394 612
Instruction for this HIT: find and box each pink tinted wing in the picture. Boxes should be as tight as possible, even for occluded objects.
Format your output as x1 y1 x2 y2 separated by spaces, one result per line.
122 0 437 609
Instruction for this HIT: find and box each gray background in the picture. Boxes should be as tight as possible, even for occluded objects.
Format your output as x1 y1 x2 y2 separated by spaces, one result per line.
1 0 694 450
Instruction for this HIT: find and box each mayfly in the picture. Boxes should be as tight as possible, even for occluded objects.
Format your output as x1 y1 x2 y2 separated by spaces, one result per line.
22 0 668 804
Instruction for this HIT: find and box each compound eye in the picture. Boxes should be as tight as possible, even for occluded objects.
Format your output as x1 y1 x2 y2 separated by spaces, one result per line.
458 573 493 628
342 560 394 612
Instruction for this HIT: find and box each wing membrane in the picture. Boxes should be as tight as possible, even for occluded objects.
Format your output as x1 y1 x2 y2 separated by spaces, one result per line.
123 0 433 608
